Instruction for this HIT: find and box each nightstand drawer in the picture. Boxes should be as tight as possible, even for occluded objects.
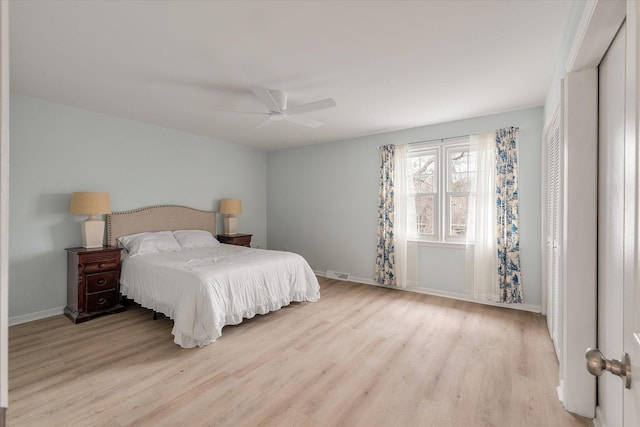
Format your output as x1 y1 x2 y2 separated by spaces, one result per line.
86 290 119 312
86 271 118 293
231 235 251 246
217 233 252 247
84 261 119 274
80 251 120 264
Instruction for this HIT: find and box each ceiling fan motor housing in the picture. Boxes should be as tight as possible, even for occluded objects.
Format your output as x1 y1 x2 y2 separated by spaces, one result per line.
271 90 287 111
250 87 336 129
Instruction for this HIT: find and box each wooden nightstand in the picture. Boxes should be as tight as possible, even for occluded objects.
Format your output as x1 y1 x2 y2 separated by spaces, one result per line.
64 246 124 323
217 233 252 247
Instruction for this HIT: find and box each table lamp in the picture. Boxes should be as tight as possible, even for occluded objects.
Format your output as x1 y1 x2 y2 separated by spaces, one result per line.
219 199 242 235
70 192 111 248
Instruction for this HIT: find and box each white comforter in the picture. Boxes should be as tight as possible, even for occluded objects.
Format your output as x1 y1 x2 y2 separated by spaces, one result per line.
120 245 320 348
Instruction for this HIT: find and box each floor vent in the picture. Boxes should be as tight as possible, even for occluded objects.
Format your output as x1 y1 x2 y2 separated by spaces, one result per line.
326 270 350 281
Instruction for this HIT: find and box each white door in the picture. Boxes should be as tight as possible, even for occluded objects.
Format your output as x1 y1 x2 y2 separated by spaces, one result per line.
0 0 8 420
598 20 626 427
624 3 640 424
596 5 640 424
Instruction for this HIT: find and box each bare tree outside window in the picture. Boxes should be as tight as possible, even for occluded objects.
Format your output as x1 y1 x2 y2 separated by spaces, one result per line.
407 139 473 242
407 151 437 237
448 149 475 238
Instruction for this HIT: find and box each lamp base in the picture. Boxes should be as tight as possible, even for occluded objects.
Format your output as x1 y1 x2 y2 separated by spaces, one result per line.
81 217 105 248
224 216 238 235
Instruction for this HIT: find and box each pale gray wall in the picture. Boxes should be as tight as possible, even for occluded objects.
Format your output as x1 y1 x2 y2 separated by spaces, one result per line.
10 95 543 318
10 94 267 318
267 106 543 306
417 245 466 294
544 0 587 120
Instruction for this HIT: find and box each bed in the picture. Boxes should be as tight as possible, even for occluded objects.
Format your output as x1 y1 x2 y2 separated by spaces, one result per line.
106 205 320 348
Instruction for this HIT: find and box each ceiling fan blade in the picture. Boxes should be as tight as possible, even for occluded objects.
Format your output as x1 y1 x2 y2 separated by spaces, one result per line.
212 110 268 116
256 118 273 129
251 88 282 113
285 115 323 128
284 98 336 116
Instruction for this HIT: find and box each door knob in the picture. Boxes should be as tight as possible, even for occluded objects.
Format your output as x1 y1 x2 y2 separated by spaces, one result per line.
585 348 631 389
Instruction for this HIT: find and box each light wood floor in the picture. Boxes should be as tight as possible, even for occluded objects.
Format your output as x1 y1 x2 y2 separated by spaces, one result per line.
9 278 591 426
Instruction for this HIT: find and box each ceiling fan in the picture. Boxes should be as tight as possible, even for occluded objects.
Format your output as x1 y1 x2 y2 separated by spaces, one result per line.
248 88 336 129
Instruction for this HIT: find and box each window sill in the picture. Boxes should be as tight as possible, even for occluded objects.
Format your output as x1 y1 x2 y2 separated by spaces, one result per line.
407 239 468 249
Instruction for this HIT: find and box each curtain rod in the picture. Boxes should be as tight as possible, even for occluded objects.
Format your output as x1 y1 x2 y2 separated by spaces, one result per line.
411 133 472 145
393 126 521 148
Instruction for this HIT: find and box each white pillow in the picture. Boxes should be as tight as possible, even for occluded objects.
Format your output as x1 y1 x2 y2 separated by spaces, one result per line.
117 231 182 257
173 230 220 250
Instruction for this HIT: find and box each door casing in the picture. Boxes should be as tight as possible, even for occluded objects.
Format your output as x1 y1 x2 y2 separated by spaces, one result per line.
559 0 627 418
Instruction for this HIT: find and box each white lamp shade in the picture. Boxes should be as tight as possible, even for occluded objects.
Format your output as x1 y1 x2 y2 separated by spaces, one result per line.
219 199 242 215
70 192 111 215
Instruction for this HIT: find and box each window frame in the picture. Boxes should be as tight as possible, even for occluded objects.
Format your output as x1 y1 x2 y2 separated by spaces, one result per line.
444 143 473 243
407 136 472 244
406 146 439 241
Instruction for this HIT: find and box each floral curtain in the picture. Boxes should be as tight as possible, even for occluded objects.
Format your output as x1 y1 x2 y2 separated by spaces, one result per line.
495 127 523 303
375 145 395 286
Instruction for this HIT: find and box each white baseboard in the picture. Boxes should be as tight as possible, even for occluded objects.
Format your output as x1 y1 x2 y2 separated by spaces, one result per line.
593 407 604 427
315 270 542 313
407 286 542 313
11 272 540 325
557 380 563 402
314 270 370 283
9 306 64 326
346 274 376 286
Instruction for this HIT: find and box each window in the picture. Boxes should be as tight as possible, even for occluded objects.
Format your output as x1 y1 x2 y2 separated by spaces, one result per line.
407 137 472 243
407 147 438 239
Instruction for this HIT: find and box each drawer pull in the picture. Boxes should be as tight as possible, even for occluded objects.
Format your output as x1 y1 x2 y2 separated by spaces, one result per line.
97 279 106 285
99 263 106 269
97 297 107 305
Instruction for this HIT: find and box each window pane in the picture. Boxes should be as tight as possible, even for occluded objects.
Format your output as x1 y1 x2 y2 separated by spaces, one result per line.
408 155 435 173
413 174 433 193
450 173 471 192
467 150 477 172
449 151 469 173
449 195 468 236
422 155 436 174
408 157 421 175
408 154 437 194
414 195 434 235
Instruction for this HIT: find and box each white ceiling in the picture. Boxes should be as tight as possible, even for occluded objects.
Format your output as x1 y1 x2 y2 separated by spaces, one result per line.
10 0 572 151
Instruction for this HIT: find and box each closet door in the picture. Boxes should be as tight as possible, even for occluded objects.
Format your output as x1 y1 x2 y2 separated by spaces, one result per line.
544 107 562 360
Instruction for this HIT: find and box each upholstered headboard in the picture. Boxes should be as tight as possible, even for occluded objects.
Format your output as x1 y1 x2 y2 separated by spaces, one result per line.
106 205 217 246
